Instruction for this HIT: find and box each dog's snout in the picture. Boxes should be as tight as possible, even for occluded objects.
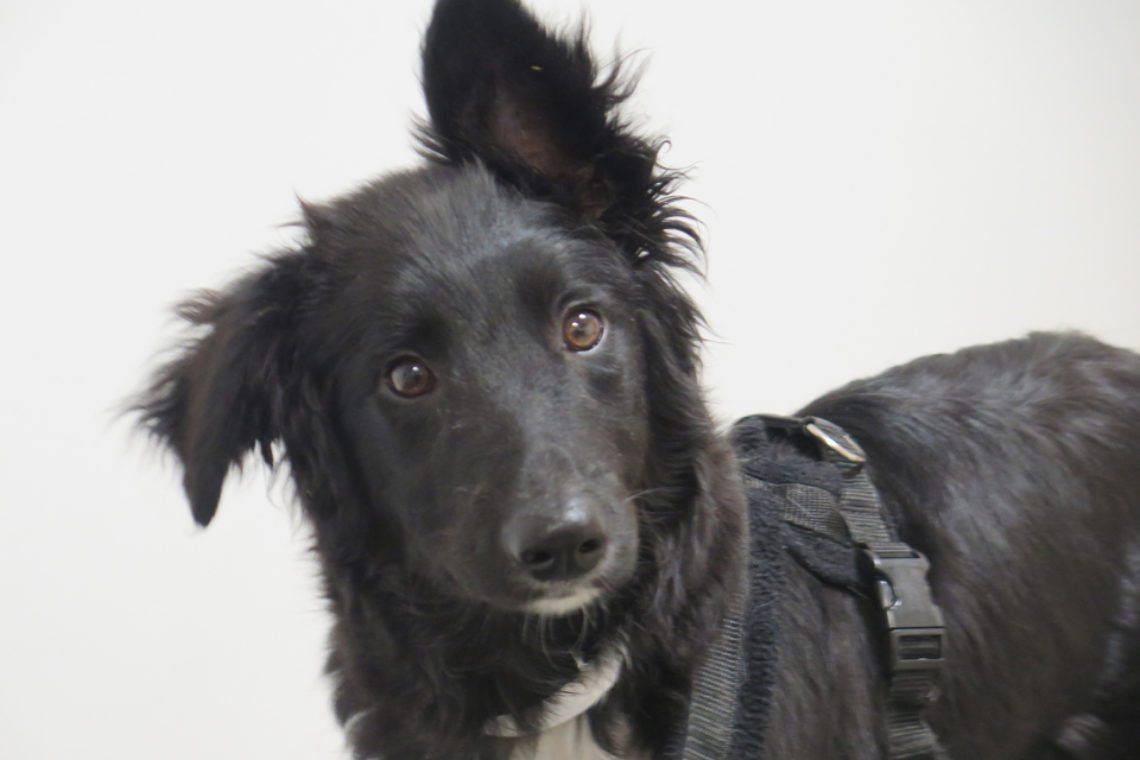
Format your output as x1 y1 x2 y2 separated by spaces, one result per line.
514 523 607 582
504 502 608 583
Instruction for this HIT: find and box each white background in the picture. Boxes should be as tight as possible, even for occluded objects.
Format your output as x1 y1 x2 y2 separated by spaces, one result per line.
2 1 1138 757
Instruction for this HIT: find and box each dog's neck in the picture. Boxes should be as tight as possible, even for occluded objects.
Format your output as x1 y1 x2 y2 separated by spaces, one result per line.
485 647 624 739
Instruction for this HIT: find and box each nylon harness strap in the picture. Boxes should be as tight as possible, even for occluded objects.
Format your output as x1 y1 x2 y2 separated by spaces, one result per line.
680 513 751 760
681 415 948 760
797 416 947 760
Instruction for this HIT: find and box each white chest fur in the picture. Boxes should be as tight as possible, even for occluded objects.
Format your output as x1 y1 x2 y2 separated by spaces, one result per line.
491 646 630 759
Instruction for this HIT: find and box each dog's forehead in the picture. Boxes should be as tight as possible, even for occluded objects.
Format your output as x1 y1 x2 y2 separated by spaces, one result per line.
323 166 625 340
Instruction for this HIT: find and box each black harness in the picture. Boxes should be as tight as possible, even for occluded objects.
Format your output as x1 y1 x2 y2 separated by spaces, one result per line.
674 415 948 760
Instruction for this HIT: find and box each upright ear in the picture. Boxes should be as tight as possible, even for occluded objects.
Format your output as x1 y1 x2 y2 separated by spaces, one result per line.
421 0 692 261
137 263 298 526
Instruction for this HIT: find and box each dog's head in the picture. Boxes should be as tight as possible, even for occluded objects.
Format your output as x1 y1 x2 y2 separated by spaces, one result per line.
139 0 707 617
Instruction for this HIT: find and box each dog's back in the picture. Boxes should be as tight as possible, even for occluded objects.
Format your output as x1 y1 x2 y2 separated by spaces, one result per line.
768 332 1140 758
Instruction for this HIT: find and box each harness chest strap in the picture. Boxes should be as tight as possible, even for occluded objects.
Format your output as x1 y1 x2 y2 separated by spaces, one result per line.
680 517 751 760
680 415 948 760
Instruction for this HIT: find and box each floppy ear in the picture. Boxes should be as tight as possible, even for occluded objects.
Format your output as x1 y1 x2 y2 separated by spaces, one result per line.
138 264 297 526
421 0 693 262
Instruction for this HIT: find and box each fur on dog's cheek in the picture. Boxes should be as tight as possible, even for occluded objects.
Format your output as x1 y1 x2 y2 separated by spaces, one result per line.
583 361 627 404
576 325 644 408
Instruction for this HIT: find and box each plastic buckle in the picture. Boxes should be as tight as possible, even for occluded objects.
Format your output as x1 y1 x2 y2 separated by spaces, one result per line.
860 548 946 675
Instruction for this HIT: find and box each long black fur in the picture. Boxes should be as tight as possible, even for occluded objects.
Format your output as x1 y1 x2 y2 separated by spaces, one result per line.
137 1 1140 758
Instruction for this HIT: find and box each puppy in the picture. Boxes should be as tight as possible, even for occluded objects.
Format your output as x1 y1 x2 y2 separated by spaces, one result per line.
138 0 1140 758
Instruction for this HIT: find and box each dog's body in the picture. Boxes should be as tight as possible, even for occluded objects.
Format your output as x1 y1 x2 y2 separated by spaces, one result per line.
138 1 1140 758
769 334 1140 759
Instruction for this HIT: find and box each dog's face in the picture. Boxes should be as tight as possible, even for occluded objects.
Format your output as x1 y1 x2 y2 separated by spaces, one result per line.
139 0 704 620
318 169 647 613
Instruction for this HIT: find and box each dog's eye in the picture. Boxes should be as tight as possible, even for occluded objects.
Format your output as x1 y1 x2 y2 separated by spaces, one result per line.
385 357 436 398
562 310 605 352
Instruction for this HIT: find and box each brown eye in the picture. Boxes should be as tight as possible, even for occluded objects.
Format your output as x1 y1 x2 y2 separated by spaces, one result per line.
386 357 436 398
562 310 605 352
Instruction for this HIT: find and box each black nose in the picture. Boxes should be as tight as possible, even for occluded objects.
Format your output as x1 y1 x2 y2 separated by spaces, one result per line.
503 507 608 583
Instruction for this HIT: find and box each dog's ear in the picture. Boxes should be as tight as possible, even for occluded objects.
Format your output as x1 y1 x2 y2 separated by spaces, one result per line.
420 0 692 261
421 0 606 185
138 262 301 526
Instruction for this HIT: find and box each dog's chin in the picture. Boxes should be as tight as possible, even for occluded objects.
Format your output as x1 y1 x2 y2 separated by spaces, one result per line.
522 586 605 617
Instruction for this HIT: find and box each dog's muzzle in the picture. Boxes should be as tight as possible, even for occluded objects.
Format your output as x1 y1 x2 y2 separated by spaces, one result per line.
501 499 609 584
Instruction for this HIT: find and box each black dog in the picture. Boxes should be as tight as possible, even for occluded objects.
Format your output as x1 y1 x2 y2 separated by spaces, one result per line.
138 0 1140 757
